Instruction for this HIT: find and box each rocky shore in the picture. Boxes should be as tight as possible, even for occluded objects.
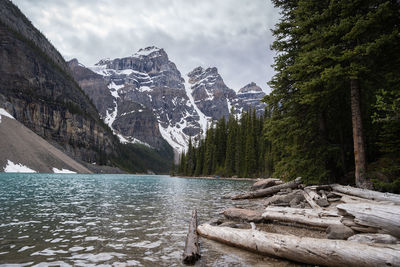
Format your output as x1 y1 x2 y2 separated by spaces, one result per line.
188 178 400 266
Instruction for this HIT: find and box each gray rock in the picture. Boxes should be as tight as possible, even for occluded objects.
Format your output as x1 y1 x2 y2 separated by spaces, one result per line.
316 197 330 207
326 225 355 240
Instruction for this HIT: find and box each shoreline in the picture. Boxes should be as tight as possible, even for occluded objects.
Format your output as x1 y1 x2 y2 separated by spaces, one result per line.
172 175 259 181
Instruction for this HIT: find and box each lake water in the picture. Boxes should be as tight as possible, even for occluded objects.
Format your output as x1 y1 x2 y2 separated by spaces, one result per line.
0 174 295 266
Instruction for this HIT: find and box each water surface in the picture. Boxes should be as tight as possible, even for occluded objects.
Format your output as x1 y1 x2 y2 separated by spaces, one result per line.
0 174 294 266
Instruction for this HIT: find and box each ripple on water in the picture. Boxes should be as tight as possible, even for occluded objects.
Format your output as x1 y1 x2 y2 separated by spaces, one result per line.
0 173 297 266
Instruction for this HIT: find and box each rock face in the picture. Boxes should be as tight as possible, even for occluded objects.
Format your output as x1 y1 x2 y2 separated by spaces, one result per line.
236 82 266 117
187 66 236 120
0 1 117 163
70 47 267 157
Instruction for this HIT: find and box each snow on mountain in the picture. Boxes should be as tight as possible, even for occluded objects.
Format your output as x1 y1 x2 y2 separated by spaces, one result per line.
69 47 267 158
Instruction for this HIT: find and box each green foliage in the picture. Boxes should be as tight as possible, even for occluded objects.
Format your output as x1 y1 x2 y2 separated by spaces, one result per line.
110 140 174 174
264 0 400 186
176 109 272 178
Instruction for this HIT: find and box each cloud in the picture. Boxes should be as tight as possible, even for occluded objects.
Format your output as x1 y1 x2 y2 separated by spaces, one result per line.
12 0 280 92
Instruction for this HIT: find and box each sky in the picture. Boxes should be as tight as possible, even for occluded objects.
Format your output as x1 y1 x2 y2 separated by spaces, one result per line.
13 0 280 92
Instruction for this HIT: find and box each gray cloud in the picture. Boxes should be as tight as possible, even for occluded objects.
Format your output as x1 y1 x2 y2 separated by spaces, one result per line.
12 0 279 92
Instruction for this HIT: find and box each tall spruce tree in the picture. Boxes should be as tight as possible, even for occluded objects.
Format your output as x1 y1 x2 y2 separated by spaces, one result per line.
266 0 400 187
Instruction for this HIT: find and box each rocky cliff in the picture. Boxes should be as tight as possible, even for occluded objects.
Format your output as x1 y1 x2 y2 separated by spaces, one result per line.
70 47 266 157
0 0 116 163
70 47 204 155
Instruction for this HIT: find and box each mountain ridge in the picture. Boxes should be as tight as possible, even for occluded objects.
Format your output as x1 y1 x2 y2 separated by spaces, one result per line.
69 47 266 157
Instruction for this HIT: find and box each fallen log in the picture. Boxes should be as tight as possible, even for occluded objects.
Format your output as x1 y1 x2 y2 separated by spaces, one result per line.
337 203 400 238
304 187 329 207
182 210 200 264
197 223 400 267
223 207 341 228
341 218 380 233
348 233 399 245
331 184 400 204
302 190 322 210
262 206 342 228
231 177 302 200
251 178 283 191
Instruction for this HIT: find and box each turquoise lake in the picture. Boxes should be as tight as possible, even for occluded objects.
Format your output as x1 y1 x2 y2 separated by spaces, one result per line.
0 174 295 266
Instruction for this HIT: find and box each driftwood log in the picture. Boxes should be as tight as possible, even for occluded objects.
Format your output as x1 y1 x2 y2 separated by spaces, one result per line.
251 178 283 191
302 190 322 210
197 223 400 267
348 234 399 244
182 210 200 264
332 184 400 204
262 206 342 228
223 207 341 228
337 203 400 238
231 177 302 200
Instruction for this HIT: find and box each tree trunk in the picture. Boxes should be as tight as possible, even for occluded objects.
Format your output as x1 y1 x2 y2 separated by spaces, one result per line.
197 224 400 267
231 177 301 200
182 210 200 264
350 79 370 189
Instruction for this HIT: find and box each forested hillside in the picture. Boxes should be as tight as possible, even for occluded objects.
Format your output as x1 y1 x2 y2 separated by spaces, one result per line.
175 109 272 178
177 0 400 192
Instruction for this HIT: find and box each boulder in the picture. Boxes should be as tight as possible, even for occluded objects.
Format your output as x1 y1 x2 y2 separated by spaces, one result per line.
326 224 355 240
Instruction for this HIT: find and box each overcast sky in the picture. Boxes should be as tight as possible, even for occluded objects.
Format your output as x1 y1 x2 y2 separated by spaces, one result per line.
13 0 280 92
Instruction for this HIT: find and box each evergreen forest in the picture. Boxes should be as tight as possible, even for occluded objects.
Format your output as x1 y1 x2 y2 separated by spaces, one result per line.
176 0 400 192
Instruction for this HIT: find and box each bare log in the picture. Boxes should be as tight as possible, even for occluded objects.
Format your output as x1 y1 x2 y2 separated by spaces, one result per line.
341 218 380 233
302 190 321 210
197 223 400 267
182 210 200 264
304 188 329 207
262 206 342 228
348 234 399 245
331 184 400 204
337 203 400 238
251 178 283 191
232 177 302 200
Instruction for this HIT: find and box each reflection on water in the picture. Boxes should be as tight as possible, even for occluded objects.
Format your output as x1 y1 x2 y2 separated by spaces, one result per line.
0 174 296 266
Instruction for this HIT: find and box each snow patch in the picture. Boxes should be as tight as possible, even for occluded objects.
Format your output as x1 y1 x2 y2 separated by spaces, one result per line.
108 82 124 99
3 160 36 173
104 100 118 129
184 76 210 134
117 134 152 148
138 86 152 93
134 46 161 57
52 168 76 174
0 108 14 124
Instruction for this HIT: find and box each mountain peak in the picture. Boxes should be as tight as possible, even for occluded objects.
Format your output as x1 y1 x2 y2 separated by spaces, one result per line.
134 46 164 57
238 82 263 94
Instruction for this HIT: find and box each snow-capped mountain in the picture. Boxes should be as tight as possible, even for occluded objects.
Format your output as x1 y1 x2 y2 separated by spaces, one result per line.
236 82 266 117
186 66 236 120
69 46 266 157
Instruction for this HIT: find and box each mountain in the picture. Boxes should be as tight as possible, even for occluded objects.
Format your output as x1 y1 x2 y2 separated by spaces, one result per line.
236 82 266 116
0 0 117 164
0 1 173 173
69 47 205 157
69 47 266 158
0 108 91 173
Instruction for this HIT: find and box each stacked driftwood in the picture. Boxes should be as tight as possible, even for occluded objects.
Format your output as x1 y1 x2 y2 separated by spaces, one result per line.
197 178 400 267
